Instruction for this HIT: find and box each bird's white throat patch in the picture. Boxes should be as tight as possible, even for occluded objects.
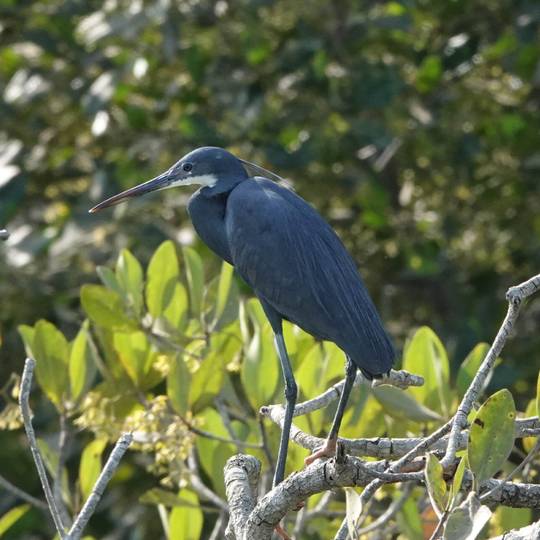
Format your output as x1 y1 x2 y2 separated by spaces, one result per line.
162 174 218 190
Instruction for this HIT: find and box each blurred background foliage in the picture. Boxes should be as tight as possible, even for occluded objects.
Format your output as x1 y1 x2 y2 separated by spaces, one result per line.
0 0 539 537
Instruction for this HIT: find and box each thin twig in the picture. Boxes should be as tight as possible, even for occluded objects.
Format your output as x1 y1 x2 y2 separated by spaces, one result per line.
0 473 48 510
66 432 132 539
19 358 67 538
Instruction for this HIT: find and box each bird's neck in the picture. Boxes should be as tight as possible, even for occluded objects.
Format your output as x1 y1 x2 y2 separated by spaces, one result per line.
187 189 233 264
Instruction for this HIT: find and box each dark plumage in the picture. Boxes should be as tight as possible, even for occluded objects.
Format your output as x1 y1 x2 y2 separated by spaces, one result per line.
90 146 395 487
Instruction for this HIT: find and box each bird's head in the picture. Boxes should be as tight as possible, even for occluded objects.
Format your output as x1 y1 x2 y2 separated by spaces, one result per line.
89 146 269 213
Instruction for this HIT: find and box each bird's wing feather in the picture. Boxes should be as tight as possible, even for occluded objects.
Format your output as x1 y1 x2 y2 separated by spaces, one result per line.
225 178 394 375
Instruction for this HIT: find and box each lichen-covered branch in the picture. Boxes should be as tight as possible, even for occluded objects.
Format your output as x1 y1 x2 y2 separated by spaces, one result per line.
66 432 132 540
20 358 67 538
19 358 133 540
224 455 260 540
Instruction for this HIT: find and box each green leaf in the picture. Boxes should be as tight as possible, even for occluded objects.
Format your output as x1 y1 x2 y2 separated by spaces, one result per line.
79 439 107 501
69 325 97 402
456 343 490 399
213 261 235 325
146 240 180 318
96 266 122 295
344 487 363 540
425 453 447 516
113 331 155 387
416 55 443 93
116 248 144 316
168 489 203 540
451 456 467 506
195 408 235 497
444 493 492 540
81 284 136 330
168 354 191 416
33 320 70 408
0 504 30 536
468 389 516 486
402 326 451 416
183 247 204 316
372 385 443 423
240 300 280 410
18 324 35 358
492 507 531 536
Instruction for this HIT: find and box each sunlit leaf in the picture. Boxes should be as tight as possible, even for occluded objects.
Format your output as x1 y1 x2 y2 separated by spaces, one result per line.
81 284 136 330
344 487 363 540
425 453 447 517
32 320 70 408
79 439 107 501
69 324 97 402
116 248 144 316
168 489 203 540
0 504 30 536
402 326 451 416
468 389 515 486
113 331 155 387
456 343 490 399
240 299 279 410
183 247 204 317
146 240 180 318
168 354 191 416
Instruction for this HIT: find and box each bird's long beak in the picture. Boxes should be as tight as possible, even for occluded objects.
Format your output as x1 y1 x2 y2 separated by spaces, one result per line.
89 169 172 213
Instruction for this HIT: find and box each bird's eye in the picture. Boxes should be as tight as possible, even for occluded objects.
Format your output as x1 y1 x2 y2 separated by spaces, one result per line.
182 163 193 172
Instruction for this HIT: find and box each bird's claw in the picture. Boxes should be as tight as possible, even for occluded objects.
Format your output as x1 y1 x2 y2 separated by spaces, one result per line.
304 437 338 466
275 522 292 540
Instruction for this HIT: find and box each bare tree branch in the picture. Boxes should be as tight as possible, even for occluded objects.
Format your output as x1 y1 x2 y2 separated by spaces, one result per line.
0 472 48 510
66 432 132 540
19 358 68 538
224 455 260 540
441 273 540 468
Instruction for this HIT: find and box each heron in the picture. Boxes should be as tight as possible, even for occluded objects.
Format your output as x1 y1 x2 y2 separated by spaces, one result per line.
89 146 394 488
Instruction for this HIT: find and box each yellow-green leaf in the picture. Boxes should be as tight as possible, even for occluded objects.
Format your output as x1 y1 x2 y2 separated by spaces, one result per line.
69 325 96 402
18 324 35 358
113 331 155 387
240 300 279 410
168 490 203 540
451 456 466 506
214 262 234 323
402 326 450 416
116 248 144 315
456 343 490 399
81 284 136 330
183 247 204 316
425 453 447 516
33 320 69 408
0 504 30 536
168 355 191 416
468 389 516 486
146 240 180 318
79 439 107 501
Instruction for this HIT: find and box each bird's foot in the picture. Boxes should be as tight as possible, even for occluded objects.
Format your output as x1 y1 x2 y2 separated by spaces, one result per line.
304 437 337 466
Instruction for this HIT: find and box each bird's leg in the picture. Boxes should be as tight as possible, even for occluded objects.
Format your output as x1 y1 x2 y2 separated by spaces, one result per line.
273 333 298 488
305 356 357 466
